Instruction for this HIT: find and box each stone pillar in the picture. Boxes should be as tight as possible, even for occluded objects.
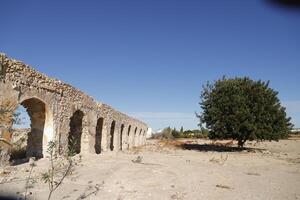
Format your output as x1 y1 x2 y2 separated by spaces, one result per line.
0 81 18 165
113 123 121 152
121 125 128 151
132 131 135 147
101 124 108 152
88 114 97 154
80 114 89 154
143 131 147 145
0 127 12 166
136 132 140 147
139 132 142 146
133 131 137 147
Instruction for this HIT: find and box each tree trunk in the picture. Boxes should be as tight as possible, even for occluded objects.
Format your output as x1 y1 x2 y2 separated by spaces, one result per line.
237 140 244 148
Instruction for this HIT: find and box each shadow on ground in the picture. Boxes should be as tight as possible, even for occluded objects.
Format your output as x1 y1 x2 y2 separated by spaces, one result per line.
9 158 29 166
0 195 20 200
178 143 258 153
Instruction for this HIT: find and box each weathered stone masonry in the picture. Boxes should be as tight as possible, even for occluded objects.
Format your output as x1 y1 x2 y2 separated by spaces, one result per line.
0 54 148 160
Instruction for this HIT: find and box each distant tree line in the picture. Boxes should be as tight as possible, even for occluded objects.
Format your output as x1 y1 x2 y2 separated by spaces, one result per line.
152 126 209 140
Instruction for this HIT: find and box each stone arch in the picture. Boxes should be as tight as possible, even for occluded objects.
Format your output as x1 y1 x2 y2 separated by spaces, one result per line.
133 127 138 146
14 97 51 159
134 127 138 135
127 125 131 136
127 125 131 149
139 129 143 146
68 110 84 154
18 94 54 148
110 120 116 151
95 117 104 154
120 124 125 150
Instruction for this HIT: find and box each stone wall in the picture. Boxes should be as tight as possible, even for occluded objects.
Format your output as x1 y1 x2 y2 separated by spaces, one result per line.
0 53 148 161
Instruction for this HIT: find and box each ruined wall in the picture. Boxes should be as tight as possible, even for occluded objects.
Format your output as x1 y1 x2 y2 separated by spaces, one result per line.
0 53 148 160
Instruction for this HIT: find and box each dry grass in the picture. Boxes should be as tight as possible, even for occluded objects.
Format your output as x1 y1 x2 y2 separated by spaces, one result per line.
245 172 261 176
158 140 185 149
209 154 228 165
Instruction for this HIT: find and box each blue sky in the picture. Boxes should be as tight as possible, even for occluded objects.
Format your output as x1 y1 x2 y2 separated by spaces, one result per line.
2 0 300 131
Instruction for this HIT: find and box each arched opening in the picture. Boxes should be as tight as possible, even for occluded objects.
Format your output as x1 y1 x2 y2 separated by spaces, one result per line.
120 124 124 150
10 98 48 161
127 125 131 149
139 129 143 146
110 121 116 151
134 127 137 146
128 125 131 136
11 105 31 161
95 117 104 154
68 110 84 154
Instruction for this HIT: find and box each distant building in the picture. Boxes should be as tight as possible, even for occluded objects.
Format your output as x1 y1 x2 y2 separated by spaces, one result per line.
291 128 300 133
147 128 153 138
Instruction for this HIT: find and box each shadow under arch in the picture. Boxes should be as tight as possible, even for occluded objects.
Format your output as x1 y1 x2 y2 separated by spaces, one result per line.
127 125 131 149
110 121 116 151
120 124 125 150
133 127 138 146
95 117 104 154
68 110 84 154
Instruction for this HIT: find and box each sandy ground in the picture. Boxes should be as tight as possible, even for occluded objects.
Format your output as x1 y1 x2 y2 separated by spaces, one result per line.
1 138 300 200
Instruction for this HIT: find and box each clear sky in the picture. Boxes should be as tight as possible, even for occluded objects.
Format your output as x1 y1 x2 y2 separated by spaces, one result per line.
2 0 300 131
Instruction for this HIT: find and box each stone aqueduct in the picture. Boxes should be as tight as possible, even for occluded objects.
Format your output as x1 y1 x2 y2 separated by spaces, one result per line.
0 54 148 159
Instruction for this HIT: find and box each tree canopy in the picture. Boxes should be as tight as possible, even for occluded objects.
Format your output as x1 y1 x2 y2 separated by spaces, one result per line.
198 77 293 147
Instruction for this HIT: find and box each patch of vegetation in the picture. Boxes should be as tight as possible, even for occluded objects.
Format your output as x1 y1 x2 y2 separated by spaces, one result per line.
41 140 76 200
151 127 174 140
152 126 209 139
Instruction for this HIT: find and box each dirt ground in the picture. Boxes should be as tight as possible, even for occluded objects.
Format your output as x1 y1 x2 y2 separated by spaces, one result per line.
1 138 300 200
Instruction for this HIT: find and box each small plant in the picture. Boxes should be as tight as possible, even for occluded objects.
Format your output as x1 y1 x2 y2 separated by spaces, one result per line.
24 158 36 200
76 183 102 200
41 141 75 200
209 154 228 165
132 156 143 164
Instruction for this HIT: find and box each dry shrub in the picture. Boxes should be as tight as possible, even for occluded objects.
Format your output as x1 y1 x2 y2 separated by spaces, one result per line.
130 146 144 154
209 154 228 165
158 140 185 149
212 140 234 147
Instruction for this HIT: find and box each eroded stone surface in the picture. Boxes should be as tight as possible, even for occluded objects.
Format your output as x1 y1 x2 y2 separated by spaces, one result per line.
0 53 148 163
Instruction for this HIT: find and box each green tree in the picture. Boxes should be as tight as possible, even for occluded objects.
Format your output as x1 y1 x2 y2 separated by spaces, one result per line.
171 128 180 138
198 77 293 147
180 126 184 134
